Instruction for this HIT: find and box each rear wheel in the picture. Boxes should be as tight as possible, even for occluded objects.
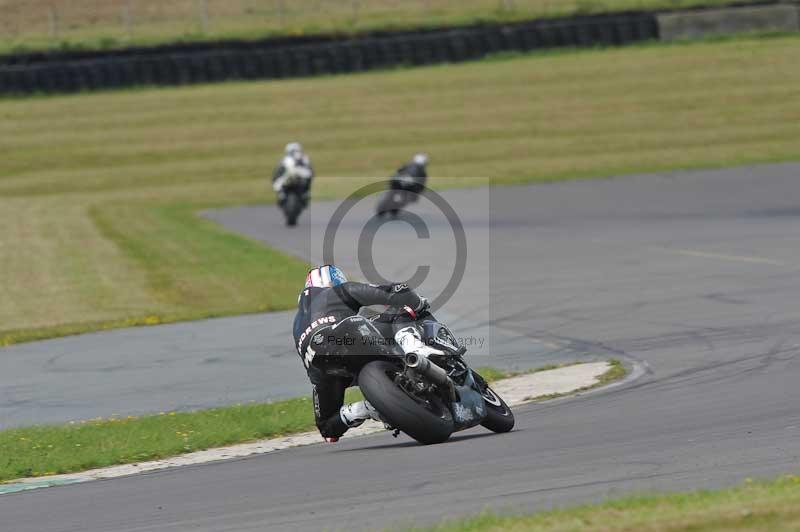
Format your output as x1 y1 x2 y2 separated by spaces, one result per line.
358 361 454 445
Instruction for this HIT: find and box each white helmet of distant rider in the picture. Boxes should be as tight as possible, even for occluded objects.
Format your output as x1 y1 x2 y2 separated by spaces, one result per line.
412 153 429 167
285 142 304 160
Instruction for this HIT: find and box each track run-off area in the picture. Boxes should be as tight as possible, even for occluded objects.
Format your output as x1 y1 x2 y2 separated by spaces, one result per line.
2 163 800 531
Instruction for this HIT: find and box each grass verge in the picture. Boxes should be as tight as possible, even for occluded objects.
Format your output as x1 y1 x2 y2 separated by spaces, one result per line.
0 389 361 483
0 362 611 483
2 35 799 344
412 475 800 531
1 0 747 55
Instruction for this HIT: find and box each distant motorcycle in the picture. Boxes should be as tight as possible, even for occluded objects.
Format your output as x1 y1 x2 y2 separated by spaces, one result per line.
273 151 313 227
312 307 515 444
376 174 425 218
275 173 309 226
272 167 311 227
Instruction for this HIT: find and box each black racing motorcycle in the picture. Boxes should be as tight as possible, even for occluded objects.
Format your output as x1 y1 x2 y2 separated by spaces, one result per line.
276 175 308 227
310 308 514 444
376 174 425 218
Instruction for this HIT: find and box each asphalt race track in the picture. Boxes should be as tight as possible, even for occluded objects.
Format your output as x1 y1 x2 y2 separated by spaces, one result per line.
2 163 800 531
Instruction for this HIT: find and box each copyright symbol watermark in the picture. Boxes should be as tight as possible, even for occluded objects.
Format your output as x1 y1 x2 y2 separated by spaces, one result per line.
322 180 467 311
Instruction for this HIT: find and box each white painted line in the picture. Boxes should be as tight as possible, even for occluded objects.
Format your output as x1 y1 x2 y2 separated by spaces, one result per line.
1 362 614 495
654 247 785 266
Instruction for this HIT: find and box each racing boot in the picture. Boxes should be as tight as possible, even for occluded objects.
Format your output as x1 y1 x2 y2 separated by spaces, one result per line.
339 400 380 428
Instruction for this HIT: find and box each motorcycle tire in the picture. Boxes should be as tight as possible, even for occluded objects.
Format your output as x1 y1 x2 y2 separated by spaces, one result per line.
358 361 454 445
376 192 395 218
284 193 301 226
478 383 515 433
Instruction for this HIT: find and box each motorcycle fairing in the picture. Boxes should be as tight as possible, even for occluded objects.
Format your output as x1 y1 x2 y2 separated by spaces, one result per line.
450 371 487 431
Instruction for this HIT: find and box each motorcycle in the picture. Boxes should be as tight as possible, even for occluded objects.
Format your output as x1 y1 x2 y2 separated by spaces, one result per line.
376 174 425 218
310 307 514 444
276 174 308 227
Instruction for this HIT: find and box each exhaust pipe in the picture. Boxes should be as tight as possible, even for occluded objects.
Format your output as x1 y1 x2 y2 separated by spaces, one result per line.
405 353 456 401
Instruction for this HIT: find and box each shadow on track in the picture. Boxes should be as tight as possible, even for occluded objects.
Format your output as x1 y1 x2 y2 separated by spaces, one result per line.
334 428 524 453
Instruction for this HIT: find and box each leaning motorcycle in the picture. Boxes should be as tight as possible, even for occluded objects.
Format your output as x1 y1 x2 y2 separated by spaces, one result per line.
311 308 514 444
376 175 424 218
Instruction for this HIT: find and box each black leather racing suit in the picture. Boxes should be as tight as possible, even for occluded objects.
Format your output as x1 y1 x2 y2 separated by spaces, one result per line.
293 282 422 438
391 162 427 196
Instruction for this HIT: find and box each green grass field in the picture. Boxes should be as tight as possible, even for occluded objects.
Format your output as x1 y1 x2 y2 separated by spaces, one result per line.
1 0 744 54
414 475 800 531
2 35 799 345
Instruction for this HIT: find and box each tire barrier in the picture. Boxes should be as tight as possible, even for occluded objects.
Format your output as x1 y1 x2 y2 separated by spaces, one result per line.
0 12 660 95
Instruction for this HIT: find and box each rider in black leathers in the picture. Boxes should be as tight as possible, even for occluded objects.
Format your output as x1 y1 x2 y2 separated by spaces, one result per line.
390 153 428 196
293 265 430 442
377 153 429 217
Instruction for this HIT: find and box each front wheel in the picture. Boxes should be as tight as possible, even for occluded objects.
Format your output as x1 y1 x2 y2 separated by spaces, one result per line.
358 361 454 445
472 371 514 432
478 381 515 433
283 193 302 226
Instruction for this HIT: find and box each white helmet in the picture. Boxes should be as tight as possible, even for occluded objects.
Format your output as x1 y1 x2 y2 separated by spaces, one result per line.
412 153 429 166
285 142 303 156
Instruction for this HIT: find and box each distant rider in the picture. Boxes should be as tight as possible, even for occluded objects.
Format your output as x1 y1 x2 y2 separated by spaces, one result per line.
272 142 314 207
293 265 436 442
390 153 429 198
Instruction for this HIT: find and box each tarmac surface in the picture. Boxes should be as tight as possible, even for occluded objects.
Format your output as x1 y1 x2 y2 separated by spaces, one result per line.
2 163 799 531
